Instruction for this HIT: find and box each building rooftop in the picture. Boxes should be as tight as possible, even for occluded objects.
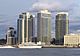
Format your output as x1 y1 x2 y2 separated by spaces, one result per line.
39 9 51 14
57 12 68 16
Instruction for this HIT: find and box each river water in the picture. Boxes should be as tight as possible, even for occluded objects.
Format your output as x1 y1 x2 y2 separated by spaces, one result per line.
0 48 80 56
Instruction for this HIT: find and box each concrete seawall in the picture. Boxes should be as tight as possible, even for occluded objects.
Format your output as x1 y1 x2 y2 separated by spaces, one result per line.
42 45 80 48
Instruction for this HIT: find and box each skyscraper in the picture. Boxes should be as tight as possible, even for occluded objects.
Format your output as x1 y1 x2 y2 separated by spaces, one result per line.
37 10 51 45
55 12 69 45
7 27 16 45
17 12 34 44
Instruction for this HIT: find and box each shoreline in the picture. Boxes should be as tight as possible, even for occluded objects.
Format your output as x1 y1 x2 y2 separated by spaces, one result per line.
0 45 80 48
42 45 80 48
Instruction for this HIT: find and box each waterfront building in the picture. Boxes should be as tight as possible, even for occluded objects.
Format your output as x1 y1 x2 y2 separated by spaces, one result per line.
55 12 69 45
7 27 16 45
37 9 51 45
17 12 34 44
64 34 80 46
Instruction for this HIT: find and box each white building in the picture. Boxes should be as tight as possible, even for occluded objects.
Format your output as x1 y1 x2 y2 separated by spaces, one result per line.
64 34 80 46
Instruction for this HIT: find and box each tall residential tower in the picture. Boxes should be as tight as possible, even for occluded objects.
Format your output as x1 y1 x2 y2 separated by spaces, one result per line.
17 12 34 44
55 12 69 45
37 10 51 45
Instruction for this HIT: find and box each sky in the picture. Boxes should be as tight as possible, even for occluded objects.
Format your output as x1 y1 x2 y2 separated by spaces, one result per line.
0 0 80 38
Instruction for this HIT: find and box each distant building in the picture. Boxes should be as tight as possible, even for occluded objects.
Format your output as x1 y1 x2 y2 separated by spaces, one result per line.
55 12 69 45
17 12 34 44
7 27 16 45
0 39 6 45
37 10 51 45
64 34 80 46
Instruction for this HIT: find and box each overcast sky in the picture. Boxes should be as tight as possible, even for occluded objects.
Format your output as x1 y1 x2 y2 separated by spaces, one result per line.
0 0 80 38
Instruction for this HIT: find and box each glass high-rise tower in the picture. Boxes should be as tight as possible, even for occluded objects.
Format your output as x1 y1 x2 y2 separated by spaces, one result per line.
37 10 51 45
55 12 69 45
17 12 34 44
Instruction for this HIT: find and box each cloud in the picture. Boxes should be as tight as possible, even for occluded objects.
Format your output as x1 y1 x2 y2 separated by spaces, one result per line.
70 29 80 34
31 0 79 11
32 1 61 10
0 15 17 26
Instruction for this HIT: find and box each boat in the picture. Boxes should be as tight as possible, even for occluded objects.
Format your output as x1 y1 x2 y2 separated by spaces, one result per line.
0 46 15 48
17 42 42 48
0 42 42 48
18 45 42 48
